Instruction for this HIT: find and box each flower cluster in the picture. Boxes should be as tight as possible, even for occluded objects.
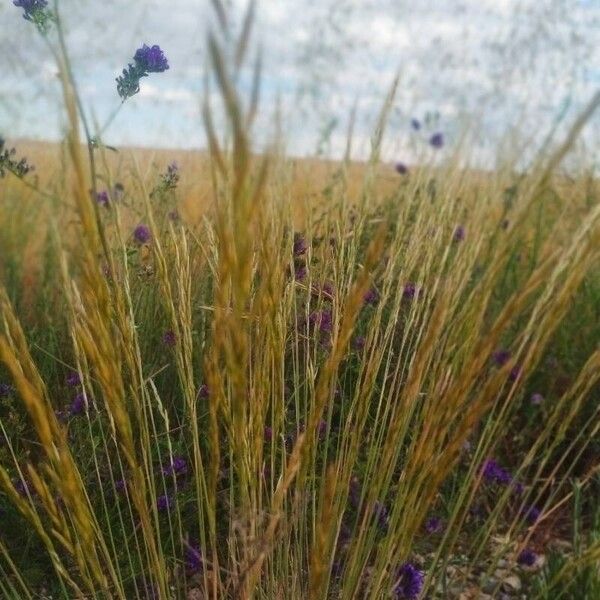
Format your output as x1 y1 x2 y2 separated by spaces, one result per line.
13 0 53 32
0 382 14 398
393 562 425 599
116 44 169 101
0 138 34 179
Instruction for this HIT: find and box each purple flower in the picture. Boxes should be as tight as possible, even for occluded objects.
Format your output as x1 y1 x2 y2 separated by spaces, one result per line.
264 426 273 442
69 392 87 416
168 209 180 222
13 477 31 498
0 383 14 398
115 479 127 495
117 45 169 100
509 365 522 382
160 161 179 190
410 118 421 131
521 505 541 525
294 264 307 281
517 548 537 566
184 542 203 573
133 224 151 244
309 310 333 334
317 420 328 440
395 162 408 175
482 459 512 485
363 288 379 306
157 494 173 512
403 283 418 301
353 335 366 351
95 190 110 207
162 330 177 347
66 371 81 387
162 456 188 478
134 44 169 73
13 0 48 21
453 225 465 242
530 392 544 405
197 384 210 400
293 233 308 257
424 516 444 534
394 562 425 599
492 349 511 367
429 132 444 148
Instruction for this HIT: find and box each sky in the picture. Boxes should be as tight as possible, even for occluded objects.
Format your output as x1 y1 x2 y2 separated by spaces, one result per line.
0 0 599 167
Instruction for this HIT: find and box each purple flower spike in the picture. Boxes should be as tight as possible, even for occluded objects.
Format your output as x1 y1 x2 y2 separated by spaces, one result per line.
66 371 81 387
521 505 541 525
95 190 110 207
134 44 169 73
482 459 512 485
530 392 544 405
394 562 425 599
424 516 444 534
162 330 177 347
453 225 465 242
294 265 307 281
363 288 379 306
403 282 418 301
185 542 203 573
429 132 444 148
353 335 366 351
69 392 87 416
517 548 537 566
133 224 151 244
509 364 522 382
157 494 173 512
13 0 48 22
411 118 421 131
163 456 188 478
293 233 308 257
395 162 408 175
492 349 511 367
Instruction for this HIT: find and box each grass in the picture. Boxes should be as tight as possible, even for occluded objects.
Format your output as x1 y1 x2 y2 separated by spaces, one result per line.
0 2 599 598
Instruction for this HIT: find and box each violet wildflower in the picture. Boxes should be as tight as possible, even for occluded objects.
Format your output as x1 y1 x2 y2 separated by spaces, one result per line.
162 330 177 347
309 310 333 334
133 224 151 244
403 282 417 301
134 44 169 73
12 0 53 32
161 162 180 190
13 477 31 498
197 384 210 400
95 190 110 207
453 225 465 242
294 264 307 281
156 494 173 512
0 382 14 398
162 456 188 478
353 335 366 351
115 479 127 495
521 505 541 524
116 44 169 101
509 364 522 382
492 349 511 367
184 542 203 573
395 162 408 175
293 233 308 257
482 459 512 485
168 209 180 222
517 548 537 567
424 516 444 534
0 138 34 179
363 288 379 306
264 426 273 442
429 132 444 148
393 562 425 599
317 420 327 440
66 371 81 387
530 392 544 405
69 392 87 416
410 118 421 131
